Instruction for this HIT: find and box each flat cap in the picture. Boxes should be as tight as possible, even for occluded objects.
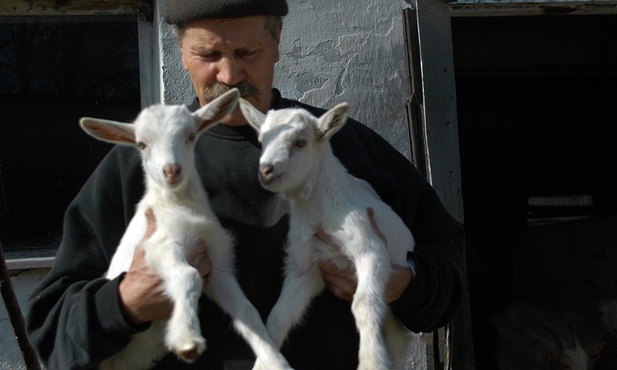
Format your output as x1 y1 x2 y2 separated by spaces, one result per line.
163 0 288 25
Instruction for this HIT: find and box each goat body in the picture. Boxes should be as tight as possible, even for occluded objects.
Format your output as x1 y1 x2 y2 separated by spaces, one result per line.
80 89 291 370
240 100 416 370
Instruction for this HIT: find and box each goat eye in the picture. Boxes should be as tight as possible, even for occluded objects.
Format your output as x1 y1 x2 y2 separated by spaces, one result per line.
137 142 147 150
188 133 196 142
295 139 307 148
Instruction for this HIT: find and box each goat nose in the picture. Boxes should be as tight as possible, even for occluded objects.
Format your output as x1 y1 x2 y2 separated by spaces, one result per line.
163 164 181 182
260 164 273 178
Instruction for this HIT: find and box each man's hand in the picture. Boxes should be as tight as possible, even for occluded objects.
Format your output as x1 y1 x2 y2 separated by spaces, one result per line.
317 208 413 303
117 209 213 325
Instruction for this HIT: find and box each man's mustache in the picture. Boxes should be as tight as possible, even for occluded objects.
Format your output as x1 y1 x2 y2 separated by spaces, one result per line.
203 81 260 103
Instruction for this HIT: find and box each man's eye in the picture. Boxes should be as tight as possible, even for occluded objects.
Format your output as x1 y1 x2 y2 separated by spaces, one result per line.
236 49 259 59
200 51 221 61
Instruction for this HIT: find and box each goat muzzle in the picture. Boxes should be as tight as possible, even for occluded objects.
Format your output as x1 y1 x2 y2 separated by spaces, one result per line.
164 164 182 184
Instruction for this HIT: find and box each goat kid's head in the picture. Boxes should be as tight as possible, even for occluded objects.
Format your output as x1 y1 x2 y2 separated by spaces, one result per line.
79 88 240 189
543 325 605 370
239 99 349 196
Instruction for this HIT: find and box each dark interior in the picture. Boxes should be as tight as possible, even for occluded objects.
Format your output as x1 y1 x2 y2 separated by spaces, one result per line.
0 20 141 251
452 14 617 368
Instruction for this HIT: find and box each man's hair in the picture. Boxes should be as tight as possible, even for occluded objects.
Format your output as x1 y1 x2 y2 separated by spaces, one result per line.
174 15 282 41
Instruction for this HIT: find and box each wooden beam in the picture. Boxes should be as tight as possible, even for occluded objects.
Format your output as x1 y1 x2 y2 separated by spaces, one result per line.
0 0 152 21
451 1 617 17
403 2 473 369
5 257 54 270
412 0 464 222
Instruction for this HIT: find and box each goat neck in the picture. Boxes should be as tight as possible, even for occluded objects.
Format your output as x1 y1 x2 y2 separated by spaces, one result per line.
144 170 208 210
286 145 351 225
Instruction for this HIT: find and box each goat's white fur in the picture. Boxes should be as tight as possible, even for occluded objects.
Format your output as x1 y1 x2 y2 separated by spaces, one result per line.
80 89 292 370
240 100 417 370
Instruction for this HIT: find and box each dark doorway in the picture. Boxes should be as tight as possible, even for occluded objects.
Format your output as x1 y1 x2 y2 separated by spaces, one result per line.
452 14 617 369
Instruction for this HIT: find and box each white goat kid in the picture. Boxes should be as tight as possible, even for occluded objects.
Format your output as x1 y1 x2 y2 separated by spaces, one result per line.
80 89 292 370
544 325 600 370
240 100 417 370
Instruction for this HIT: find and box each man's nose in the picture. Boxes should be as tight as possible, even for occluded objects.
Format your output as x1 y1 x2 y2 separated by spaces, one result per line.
216 57 244 86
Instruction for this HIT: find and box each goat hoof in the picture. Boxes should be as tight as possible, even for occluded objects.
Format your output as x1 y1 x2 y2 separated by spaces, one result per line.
174 338 206 362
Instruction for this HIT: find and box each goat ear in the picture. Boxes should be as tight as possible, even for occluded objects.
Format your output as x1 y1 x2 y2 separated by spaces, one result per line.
193 88 240 133
239 98 266 132
317 102 349 140
79 118 136 145
586 341 606 359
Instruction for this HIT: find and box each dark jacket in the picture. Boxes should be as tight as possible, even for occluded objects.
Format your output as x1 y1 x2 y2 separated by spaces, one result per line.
26 89 465 370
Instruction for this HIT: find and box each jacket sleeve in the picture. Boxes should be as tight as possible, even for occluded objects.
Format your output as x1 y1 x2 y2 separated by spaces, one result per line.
25 146 148 369
388 187 465 333
332 119 465 333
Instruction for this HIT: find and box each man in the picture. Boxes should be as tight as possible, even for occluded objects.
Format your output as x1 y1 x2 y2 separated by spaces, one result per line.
26 0 465 369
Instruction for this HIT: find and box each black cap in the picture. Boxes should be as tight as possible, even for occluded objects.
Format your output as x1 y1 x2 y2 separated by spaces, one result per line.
163 0 288 25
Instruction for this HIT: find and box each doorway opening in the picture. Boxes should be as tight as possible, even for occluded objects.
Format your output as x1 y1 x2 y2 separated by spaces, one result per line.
452 14 617 369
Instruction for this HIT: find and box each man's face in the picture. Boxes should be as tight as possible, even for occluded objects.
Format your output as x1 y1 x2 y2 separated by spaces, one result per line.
179 16 281 126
